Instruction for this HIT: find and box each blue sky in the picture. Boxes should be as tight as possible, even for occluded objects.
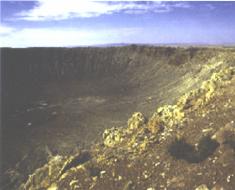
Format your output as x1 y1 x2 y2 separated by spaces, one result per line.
1 1 235 47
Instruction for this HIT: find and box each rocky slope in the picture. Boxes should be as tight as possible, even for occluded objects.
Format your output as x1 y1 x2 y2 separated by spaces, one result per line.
1 46 235 189
18 66 235 190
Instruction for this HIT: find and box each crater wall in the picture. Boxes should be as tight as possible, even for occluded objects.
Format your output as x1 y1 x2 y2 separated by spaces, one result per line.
1 46 234 175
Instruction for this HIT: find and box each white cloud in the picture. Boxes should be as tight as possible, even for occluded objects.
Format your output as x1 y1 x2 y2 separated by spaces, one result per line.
0 26 143 47
16 0 191 21
0 25 15 35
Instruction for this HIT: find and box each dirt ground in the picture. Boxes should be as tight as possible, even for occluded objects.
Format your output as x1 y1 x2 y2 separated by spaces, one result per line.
45 71 234 190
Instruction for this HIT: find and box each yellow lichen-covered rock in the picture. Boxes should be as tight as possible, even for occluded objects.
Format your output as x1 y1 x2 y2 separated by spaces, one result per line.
102 113 146 148
178 90 199 109
58 150 91 178
147 105 184 133
69 179 79 189
173 107 185 122
147 66 234 134
147 112 163 134
96 154 106 163
156 105 184 127
21 155 66 190
47 183 58 190
138 138 149 152
200 66 234 103
201 80 216 102
211 66 234 82
177 66 235 111
177 90 196 109
102 67 235 146
127 112 146 130
102 127 125 147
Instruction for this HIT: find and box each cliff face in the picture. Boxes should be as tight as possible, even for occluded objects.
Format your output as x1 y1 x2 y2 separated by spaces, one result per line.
1 46 221 82
1 46 231 115
1 46 235 190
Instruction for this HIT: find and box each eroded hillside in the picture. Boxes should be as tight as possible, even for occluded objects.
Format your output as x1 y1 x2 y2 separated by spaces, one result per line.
1 46 235 189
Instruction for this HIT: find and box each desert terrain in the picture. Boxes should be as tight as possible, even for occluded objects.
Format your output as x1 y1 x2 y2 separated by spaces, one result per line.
1 46 235 189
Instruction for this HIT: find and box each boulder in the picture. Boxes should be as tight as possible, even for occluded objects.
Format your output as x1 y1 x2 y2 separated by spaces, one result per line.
103 127 125 147
127 112 146 130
